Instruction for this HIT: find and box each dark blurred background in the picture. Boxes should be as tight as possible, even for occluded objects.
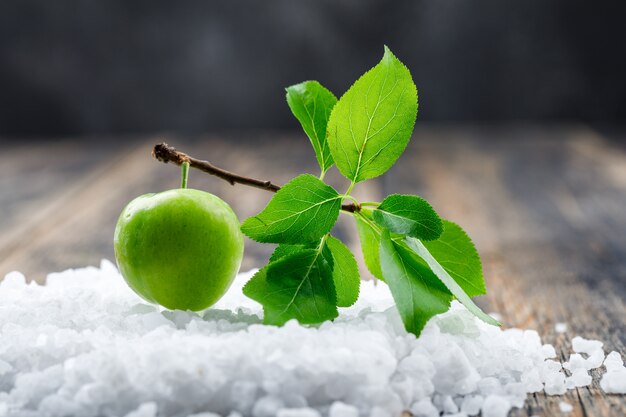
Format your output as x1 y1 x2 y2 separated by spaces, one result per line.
1 0 625 138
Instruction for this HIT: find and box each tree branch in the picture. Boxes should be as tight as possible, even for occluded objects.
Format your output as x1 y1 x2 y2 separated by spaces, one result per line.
152 143 358 213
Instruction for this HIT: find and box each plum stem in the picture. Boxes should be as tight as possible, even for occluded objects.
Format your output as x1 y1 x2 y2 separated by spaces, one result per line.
152 142 359 213
180 161 190 189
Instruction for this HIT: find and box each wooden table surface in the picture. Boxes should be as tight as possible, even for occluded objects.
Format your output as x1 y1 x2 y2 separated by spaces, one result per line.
1 126 625 416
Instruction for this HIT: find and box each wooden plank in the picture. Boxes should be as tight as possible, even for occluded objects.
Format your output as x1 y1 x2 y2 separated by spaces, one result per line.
0 139 126 245
0 139 157 280
386 126 626 417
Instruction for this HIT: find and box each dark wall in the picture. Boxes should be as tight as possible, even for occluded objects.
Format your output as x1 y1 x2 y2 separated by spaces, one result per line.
1 0 625 136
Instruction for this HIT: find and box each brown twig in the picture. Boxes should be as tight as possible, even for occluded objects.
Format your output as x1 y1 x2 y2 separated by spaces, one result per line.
152 143 358 213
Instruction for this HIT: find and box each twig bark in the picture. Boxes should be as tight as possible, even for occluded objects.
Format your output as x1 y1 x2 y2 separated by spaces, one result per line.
152 143 358 213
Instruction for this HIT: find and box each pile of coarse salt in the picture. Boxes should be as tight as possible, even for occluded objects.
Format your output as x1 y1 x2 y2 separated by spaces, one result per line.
0 260 624 417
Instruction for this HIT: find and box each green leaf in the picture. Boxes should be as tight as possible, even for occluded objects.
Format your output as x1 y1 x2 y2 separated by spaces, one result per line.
327 46 418 183
420 220 486 297
373 194 443 240
271 237 360 308
355 215 384 280
241 174 342 244
379 230 452 336
404 229 498 326
270 243 311 263
286 81 337 173
243 249 338 325
325 236 360 307
242 266 269 305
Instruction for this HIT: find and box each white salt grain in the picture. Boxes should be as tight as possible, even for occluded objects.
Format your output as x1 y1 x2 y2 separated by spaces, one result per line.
0 271 26 288
436 395 458 414
544 372 567 395
571 336 603 355
521 369 543 393
276 408 321 417
481 395 511 417
558 401 573 413
123 402 158 417
565 368 592 389
563 353 586 371
410 398 439 417
368 407 391 417
604 351 624 372
253 396 284 417
555 323 567 333
0 261 621 416
478 378 504 396
600 367 626 394
328 402 359 417
584 349 605 370
540 344 557 359
539 360 562 382
460 394 483 415
0 360 12 376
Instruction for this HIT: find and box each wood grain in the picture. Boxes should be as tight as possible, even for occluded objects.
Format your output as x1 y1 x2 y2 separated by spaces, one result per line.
0 127 624 416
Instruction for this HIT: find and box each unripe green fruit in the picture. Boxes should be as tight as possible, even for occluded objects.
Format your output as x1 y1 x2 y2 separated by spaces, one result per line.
114 189 244 311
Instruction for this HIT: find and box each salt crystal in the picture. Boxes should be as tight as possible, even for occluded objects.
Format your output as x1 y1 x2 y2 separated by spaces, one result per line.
540 344 557 359
571 336 603 355
505 382 525 396
565 368 592 388
559 401 573 413
36 333 48 347
431 344 480 395
276 408 321 417
555 323 567 333
563 353 586 371
1 271 26 289
521 369 543 393
604 351 624 372
544 372 566 395
0 360 12 376
481 395 511 417
523 330 542 348
328 402 359 417
231 380 258 412
368 407 391 417
398 353 436 379
410 398 439 417
253 396 285 417
600 367 626 394
460 395 483 415
584 349 605 370
123 402 157 417
433 394 458 413
539 360 562 382
478 377 504 396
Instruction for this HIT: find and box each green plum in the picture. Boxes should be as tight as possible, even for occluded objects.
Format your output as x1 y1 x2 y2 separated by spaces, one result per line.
114 188 244 311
